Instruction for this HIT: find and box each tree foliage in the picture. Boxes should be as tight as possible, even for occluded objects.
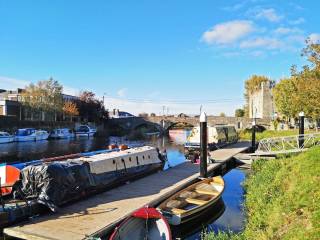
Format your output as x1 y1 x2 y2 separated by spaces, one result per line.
22 78 63 115
77 91 104 121
63 101 79 116
219 112 226 117
235 108 245 117
273 39 320 120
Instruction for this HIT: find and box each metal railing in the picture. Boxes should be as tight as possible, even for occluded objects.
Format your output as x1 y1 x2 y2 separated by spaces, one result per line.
257 133 320 153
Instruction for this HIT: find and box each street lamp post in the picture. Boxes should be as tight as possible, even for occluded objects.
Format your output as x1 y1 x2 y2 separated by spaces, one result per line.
299 111 305 148
200 112 207 178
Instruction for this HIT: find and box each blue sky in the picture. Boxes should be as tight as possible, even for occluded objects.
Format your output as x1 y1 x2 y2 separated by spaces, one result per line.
0 0 319 115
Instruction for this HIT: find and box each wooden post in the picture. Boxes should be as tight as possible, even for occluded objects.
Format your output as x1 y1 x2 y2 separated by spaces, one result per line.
299 111 304 148
200 112 207 178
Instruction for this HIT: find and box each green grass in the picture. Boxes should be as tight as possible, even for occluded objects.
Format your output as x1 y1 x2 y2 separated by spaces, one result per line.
203 147 320 240
238 129 317 141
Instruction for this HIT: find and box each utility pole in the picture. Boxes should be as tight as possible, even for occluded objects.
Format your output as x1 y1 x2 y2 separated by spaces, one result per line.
162 106 165 116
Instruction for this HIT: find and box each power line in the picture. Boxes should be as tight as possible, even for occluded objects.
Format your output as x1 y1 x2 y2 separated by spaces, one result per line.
104 96 244 105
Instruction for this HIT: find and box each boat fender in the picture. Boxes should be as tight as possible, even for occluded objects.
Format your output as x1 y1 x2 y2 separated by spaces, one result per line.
119 144 128 150
108 144 118 150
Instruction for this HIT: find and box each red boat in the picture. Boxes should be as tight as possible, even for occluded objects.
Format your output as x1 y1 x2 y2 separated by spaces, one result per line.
110 207 172 240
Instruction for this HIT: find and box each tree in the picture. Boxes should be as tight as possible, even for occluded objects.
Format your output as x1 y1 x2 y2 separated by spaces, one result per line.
219 112 226 117
273 39 320 120
21 78 63 120
63 101 79 121
235 108 245 117
77 91 105 122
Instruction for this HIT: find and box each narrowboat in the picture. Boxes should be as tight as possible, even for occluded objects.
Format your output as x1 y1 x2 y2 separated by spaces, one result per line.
0 132 14 144
157 176 225 225
75 125 96 137
109 207 172 240
184 125 238 160
50 128 75 139
0 146 166 227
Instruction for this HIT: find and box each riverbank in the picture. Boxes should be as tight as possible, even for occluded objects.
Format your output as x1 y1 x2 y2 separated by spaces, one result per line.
239 129 318 141
204 146 320 240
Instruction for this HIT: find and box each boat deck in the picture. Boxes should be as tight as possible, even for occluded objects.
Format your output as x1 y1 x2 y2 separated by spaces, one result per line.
4 141 250 240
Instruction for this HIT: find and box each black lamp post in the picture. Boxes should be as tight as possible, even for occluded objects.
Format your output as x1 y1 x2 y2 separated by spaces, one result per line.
200 112 207 178
251 120 256 152
299 111 305 148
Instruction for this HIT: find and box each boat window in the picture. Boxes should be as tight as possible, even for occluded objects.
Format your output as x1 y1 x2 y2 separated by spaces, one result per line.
136 156 139 165
148 155 150 159
143 155 145 160
121 158 125 162
129 157 132 161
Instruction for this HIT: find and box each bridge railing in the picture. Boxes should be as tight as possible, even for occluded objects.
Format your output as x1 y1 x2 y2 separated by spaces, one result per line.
257 132 320 153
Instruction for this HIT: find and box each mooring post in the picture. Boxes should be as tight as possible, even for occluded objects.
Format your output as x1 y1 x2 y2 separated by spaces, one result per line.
251 120 256 152
299 111 305 148
200 112 207 178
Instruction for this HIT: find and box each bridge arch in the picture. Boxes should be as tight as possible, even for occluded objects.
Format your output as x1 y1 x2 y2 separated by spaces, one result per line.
165 121 195 131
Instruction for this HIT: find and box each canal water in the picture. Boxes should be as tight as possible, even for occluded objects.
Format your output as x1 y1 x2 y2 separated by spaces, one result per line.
0 129 246 239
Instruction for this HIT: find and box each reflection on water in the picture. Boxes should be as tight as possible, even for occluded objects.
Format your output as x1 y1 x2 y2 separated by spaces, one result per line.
0 129 246 238
185 169 246 239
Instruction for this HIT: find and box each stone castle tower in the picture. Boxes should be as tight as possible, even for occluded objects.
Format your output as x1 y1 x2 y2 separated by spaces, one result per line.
248 81 275 119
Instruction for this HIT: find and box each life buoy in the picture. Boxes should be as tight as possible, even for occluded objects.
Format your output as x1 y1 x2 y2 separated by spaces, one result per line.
0 164 20 196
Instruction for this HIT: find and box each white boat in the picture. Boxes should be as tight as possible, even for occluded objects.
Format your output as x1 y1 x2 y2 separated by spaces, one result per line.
15 128 49 142
75 125 96 137
0 132 14 144
50 128 75 139
35 130 49 141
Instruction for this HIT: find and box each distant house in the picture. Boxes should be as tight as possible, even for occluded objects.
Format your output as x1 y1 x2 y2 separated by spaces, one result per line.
0 88 80 121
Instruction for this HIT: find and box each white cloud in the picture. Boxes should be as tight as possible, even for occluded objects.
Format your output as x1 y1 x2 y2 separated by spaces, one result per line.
289 17 305 25
253 8 283 22
0 75 80 96
0 76 30 90
117 88 128 97
309 33 320 43
274 27 302 35
201 20 255 45
240 37 284 49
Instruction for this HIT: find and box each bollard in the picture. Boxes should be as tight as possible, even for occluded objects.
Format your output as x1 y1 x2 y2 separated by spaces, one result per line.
200 112 207 178
299 111 304 148
251 120 256 152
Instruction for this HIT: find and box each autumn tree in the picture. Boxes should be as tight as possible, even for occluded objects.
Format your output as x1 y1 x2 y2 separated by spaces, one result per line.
273 39 320 120
22 78 63 120
235 108 245 117
77 91 105 122
63 101 79 121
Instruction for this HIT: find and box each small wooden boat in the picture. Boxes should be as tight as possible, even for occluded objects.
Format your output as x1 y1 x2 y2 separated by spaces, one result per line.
158 176 225 225
109 207 172 240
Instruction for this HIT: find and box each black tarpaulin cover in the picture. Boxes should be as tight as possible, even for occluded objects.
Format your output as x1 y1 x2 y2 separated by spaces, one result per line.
17 161 94 212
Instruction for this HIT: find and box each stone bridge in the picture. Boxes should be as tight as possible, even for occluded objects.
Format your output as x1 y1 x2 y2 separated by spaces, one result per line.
107 116 271 134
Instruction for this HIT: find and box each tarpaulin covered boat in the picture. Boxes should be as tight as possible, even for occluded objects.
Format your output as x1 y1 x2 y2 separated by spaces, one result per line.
0 146 166 227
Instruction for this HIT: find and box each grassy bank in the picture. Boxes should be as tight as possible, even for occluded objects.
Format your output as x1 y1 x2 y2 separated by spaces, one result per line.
204 147 320 240
239 129 317 141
